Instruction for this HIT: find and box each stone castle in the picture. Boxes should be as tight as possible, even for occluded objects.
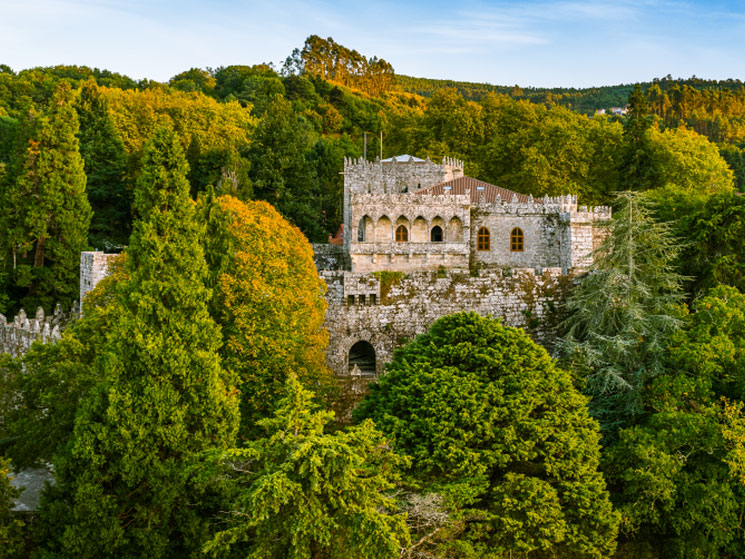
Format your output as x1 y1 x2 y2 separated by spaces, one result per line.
2 155 610 386
315 155 609 378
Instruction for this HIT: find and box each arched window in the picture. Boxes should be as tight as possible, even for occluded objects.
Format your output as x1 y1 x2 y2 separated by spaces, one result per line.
477 227 490 251
430 225 443 242
396 224 408 242
511 227 524 252
358 218 365 242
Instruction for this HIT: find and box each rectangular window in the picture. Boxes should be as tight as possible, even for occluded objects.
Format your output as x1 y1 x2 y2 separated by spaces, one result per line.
347 295 355 306
370 294 377 305
359 294 366 305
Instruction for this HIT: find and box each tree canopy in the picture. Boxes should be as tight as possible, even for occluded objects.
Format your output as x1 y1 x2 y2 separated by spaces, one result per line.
357 312 619 558
204 375 408 559
199 192 333 438
560 192 686 433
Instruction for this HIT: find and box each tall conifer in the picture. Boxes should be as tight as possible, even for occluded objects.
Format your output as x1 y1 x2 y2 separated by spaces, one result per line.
559 191 685 434
38 127 239 559
77 79 130 248
4 82 91 311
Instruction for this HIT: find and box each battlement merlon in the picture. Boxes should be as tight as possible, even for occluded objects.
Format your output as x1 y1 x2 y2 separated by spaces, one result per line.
0 305 70 358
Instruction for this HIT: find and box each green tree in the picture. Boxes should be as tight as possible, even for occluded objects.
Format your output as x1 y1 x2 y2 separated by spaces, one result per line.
645 126 734 200
0 256 125 469
248 94 323 240
36 127 239 559
2 82 91 312
357 312 619 558
560 192 686 433
205 374 408 559
619 84 660 191
675 192 745 297
605 286 745 559
0 457 25 559
77 79 130 248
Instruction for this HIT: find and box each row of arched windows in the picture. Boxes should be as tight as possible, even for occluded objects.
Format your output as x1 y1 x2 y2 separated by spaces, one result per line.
357 216 525 252
358 215 462 244
477 227 524 252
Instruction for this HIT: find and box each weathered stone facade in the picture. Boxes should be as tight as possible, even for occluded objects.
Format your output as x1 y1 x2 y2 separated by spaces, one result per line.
0 305 70 358
317 154 610 380
322 268 568 376
80 251 119 304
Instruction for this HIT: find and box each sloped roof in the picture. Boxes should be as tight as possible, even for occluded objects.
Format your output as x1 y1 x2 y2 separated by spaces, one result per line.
413 176 539 204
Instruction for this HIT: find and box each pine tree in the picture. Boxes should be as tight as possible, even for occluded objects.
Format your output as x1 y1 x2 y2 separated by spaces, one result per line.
4 82 91 312
37 127 239 559
77 79 130 248
559 191 686 434
205 375 408 559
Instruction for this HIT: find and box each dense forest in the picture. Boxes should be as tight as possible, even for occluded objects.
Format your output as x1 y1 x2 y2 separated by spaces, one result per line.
2 35 745 559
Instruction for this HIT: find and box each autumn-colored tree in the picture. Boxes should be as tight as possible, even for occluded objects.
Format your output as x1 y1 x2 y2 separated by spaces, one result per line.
101 84 255 162
36 128 239 558
199 192 333 438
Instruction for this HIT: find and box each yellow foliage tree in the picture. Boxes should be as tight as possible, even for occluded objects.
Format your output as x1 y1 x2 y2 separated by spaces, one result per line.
201 193 333 437
101 86 255 157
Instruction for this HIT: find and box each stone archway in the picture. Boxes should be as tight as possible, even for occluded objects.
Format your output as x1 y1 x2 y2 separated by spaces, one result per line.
349 340 376 374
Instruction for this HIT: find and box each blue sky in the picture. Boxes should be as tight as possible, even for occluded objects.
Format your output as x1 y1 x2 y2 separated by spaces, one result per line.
2 0 744 88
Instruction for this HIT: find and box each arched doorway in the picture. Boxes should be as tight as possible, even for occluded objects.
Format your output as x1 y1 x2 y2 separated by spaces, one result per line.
349 341 376 374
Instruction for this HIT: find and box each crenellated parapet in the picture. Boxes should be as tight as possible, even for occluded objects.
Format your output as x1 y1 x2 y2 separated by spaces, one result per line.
343 155 464 195
0 304 75 358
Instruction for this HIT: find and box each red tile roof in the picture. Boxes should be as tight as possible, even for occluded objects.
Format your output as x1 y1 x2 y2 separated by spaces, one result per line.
413 176 539 204
328 224 344 245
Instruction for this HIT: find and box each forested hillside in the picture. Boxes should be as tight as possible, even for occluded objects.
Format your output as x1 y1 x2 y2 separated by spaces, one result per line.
2 35 745 559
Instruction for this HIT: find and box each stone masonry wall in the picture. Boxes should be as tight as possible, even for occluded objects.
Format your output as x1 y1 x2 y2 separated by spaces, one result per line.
80 251 119 305
312 244 350 272
0 306 70 358
322 267 568 379
343 156 464 254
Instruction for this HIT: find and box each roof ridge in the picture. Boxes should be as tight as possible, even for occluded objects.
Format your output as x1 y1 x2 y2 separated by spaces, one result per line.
413 175 539 204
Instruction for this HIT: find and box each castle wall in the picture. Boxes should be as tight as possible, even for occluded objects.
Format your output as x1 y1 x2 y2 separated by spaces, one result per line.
568 206 610 269
0 306 68 358
343 157 464 254
471 206 564 270
312 244 350 271
80 251 119 305
321 268 568 378
348 192 471 272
